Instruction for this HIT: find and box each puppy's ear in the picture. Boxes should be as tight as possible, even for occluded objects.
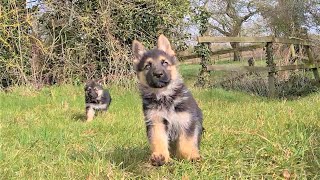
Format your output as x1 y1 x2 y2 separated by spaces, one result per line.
132 40 146 67
157 34 175 57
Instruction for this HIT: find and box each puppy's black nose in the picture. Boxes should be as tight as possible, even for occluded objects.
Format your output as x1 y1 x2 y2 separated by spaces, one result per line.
153 71 163 78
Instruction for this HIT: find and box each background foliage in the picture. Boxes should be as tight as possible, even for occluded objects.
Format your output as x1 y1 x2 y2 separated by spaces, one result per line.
0 0 190 88
0 0 319 89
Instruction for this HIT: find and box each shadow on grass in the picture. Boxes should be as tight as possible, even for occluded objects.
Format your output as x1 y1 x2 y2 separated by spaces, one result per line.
106 146 150 170
71 111 110 122
68 144 151 175
71 113 86 122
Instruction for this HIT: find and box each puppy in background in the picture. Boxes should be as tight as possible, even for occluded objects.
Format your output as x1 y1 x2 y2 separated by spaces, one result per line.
84 80 111 122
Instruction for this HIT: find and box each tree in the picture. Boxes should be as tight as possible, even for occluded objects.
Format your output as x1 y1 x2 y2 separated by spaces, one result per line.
305 0 320 33
194 0 257 61
256 0 319 37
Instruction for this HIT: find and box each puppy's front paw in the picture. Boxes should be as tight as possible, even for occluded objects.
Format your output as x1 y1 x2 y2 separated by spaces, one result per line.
150 152 169 166
86 117 93 122
189 154 201 162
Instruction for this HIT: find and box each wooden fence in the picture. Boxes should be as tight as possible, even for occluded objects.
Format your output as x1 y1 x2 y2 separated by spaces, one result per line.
178 43 265 61
180 36 320 98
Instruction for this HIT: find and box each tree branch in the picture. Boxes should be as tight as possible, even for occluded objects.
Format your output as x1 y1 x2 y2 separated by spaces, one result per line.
208 24 231 36
225 0 238 20
240 11 257 23
240 1 257 23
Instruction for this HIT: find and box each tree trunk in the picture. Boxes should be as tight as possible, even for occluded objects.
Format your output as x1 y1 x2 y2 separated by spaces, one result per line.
230 42 241 61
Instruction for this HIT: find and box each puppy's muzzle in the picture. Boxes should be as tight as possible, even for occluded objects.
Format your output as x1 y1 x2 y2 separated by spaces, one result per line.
153 70 164 79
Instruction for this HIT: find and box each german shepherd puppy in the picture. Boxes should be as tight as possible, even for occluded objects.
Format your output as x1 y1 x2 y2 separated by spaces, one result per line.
132 35 203 166
84 80 111 122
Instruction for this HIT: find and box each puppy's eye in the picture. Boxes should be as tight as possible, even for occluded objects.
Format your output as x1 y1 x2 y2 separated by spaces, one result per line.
161 60 169 66
144 63 151 70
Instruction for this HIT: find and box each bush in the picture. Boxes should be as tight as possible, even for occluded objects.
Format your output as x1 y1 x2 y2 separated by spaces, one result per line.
218 72 318 99
0 0 190 88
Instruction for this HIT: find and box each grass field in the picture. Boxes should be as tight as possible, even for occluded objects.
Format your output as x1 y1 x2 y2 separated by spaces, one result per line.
1 65 320 179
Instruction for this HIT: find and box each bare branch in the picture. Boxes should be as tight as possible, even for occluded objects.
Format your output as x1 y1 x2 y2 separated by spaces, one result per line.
225 0 238 20
240 11 257 23
208 24 232 36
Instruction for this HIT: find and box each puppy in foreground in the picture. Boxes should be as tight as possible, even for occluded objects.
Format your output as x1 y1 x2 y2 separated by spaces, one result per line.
132 35 204 166
84 80 111 122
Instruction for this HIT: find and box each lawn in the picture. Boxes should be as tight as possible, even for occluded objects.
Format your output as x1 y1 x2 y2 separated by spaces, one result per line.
0 65 320 179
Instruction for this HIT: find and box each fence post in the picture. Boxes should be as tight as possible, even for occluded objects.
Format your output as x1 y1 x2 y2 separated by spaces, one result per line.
195 42 210 87
266 42 276 98
194 5 211 87
305 45 320 85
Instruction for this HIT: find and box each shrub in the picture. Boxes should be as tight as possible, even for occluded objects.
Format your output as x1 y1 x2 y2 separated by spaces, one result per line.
218 72 318 99
0 0 190 88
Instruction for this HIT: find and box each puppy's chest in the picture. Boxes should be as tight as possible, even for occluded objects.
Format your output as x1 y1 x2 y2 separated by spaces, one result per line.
143 96 190 124
143 94 187 112
86 102 107 110
85 97 107 110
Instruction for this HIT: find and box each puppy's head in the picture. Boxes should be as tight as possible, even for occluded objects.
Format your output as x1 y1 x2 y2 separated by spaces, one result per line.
84 80 103 100
132 35 178 88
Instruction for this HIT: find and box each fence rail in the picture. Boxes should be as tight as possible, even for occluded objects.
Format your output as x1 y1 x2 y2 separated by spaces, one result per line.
207 64 320 72
178 43 265 61
197 36 312 46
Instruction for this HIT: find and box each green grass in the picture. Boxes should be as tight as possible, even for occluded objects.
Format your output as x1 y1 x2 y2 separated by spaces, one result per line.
1 68 320 179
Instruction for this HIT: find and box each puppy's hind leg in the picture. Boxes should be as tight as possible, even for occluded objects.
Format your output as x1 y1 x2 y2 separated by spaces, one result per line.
86 107 95 122
176 129 201 161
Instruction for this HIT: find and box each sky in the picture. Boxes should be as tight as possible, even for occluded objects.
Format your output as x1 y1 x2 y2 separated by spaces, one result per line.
26 0 40 8
26 0 46 12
